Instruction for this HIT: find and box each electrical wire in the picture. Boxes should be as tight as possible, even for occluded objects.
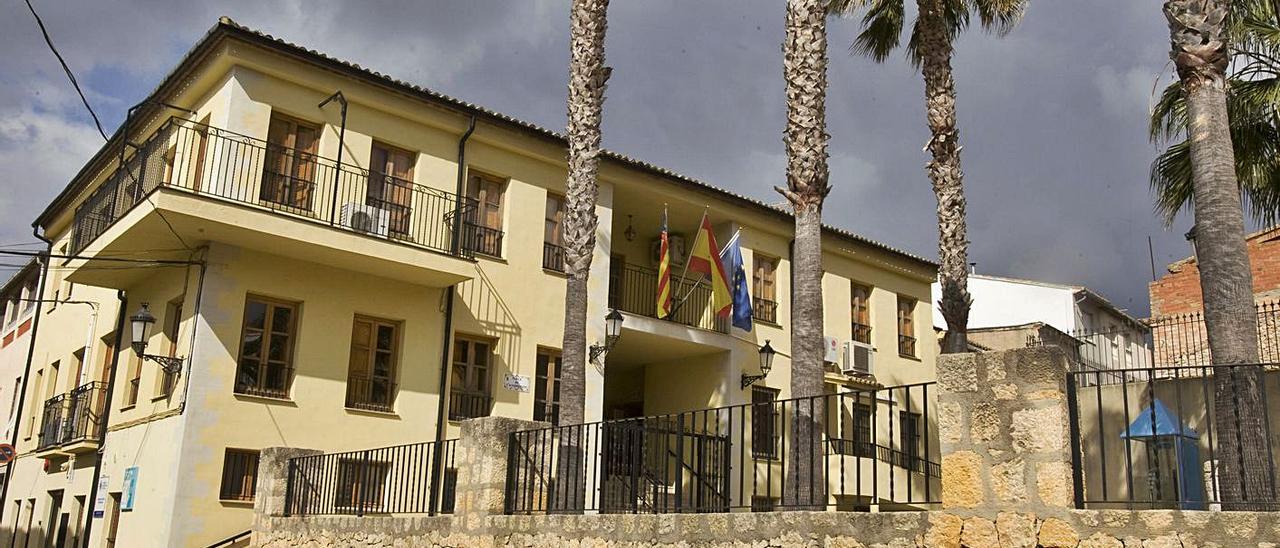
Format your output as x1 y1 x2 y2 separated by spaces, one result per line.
23 0 193 253
23 0 107 141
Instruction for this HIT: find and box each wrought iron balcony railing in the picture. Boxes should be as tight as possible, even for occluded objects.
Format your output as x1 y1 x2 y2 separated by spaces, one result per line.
36 381 108 451
71 117 477 259
608 263 729 333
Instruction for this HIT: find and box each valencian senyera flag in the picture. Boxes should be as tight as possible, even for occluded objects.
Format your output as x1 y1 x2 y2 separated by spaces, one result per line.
719 230 753 331
656 207 673 319
687 213 733 317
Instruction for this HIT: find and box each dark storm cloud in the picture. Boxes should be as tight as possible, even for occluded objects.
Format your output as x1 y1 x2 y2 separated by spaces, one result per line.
0 0 1204 316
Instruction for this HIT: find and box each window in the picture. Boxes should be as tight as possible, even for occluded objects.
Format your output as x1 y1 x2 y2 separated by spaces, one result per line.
336 458 389 509
261 114 319 210
851 284 872 344
124 352 141 407
346 316 399 412
157 300 182 397
463 172 506 256
449 336 493 420
751 386 779 459
834 401 873 457
235 297 298 399
218 449 260 501
899 411 922 464
896 296 916 358
25 369 41 439
368 142 415 236
105 494 121 548
752 255 779 324
543 194 566 271
534 349 562 425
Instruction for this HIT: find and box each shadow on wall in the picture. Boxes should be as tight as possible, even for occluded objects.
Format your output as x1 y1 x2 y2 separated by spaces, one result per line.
454 265 522 407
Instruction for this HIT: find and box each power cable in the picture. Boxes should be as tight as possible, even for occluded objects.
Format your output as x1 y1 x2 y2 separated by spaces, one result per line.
23 0 107 141
24 0 193 253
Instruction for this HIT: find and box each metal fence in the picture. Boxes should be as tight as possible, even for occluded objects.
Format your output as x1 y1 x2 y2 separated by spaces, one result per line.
36 381 107 450
1066 363 1280 510
71 116 478 258
609 262 729 333
1148 302 1280 368
505 382 939 514
284 439 458 516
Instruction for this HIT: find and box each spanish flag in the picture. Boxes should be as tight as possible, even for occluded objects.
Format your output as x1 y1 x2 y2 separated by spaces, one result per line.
687 213 733 317
656 208 673 319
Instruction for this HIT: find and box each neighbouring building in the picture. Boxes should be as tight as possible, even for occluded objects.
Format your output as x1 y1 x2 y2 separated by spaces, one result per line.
3 19 939 547
0 262 40 492
931 273 1148 371
1147 225 1280 366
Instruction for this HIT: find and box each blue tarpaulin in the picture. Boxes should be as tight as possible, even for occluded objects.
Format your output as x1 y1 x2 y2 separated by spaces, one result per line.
1120 399 1199 440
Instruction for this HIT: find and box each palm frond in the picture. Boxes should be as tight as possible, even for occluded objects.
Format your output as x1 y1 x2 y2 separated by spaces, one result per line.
967 0 1027 35
1151 117 1280 226
1149 81 1187 143
853 0 906 63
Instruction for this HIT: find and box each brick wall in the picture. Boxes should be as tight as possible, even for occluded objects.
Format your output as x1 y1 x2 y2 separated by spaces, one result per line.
1150 226 1280 317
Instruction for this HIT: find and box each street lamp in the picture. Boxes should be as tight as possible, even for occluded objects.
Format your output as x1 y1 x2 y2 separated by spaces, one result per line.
589 309 625 363
130 303 184 374
741 340 776 389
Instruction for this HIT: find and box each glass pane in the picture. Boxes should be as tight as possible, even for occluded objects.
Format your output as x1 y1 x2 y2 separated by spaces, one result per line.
376 325 394 351
237 359 259 388
473 343 489 365
451 364 465 388
271 306 293 334
269 334 289 361
373 352 391 376
240 331 263 358
244 301 267 330
453 340 468 364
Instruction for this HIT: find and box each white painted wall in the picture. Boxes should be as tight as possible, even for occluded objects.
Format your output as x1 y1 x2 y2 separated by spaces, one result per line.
931 276 1077 333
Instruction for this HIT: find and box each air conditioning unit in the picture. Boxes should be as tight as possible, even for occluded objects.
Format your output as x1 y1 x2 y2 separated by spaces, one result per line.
340 203 390 237
842 341 875 376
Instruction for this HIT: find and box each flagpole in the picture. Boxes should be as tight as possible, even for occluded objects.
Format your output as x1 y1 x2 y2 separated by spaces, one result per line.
668 208 709 318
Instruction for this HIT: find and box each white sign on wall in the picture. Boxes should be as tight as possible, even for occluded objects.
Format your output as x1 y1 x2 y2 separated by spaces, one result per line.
92 475 109 518
503 373 531 393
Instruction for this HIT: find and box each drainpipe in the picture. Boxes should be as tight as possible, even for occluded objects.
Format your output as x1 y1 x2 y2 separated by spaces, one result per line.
80 291 127 548
0 227 52 532
428 115 475 515
319 91 348 226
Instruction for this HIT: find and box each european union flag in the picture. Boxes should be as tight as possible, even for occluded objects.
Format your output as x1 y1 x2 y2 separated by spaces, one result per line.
720 230 753 331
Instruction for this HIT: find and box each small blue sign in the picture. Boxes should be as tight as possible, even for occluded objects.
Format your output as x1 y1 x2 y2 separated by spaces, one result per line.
122 467 139 511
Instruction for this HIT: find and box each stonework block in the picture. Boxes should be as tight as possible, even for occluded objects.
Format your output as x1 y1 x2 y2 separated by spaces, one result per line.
1035 461 1073 508
924 512 962 548
1010 405 1066 455
937 353 979 394
994 512 1036 548
941 451 984 509
1037 517 1079 548
960 516 998 548
969 402 1000 443
991 458 1026 503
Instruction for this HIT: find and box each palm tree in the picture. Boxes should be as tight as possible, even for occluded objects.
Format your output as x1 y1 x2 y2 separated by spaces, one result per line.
1161 0 1271 509
1150 1 1280 225
557 0 611 512
777 0 831 509
827 0 1026 354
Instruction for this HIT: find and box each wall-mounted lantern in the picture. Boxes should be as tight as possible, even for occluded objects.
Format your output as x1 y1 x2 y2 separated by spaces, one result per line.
589 309 625 363
129 303 184 374
741 340 776 389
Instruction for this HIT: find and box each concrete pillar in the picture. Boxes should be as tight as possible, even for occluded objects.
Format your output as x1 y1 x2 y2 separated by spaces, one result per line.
455 416 547 527
253 446 322 519
936 347 1076 516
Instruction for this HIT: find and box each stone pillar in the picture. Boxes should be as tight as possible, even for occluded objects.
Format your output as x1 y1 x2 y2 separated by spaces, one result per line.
937 346 1077 516
455 416 547 528
254 447 323 518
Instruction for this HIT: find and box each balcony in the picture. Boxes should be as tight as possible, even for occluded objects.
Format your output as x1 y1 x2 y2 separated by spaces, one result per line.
448 391 492 421
753 297 778 325
67 117 479 288
852 323 872 345
608 263 728 333
542 242 565 272
36 382 107 456
345 374 396 413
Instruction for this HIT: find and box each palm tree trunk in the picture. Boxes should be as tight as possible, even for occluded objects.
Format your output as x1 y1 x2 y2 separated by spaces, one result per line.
1164 0 1272 508
778 0 830 510
557 0 611 513
917 0 972 354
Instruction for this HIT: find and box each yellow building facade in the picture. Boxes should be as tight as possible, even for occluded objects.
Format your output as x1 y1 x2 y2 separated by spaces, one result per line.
3 19 937 547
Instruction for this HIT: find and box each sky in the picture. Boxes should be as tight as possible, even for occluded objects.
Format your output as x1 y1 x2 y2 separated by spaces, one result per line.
0 0 1240 318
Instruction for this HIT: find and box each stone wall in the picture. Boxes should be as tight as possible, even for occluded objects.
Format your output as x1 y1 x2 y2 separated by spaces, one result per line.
251 348 1280 547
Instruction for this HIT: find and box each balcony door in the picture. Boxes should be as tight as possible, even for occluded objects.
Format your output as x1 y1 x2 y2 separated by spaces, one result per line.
261 115 319 211
368 143 415 236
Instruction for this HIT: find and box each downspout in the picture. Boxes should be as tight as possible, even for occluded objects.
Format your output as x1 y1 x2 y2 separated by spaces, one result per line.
0 226 52 531
80 290 127 548
319 91 348 225
428 115 475 515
